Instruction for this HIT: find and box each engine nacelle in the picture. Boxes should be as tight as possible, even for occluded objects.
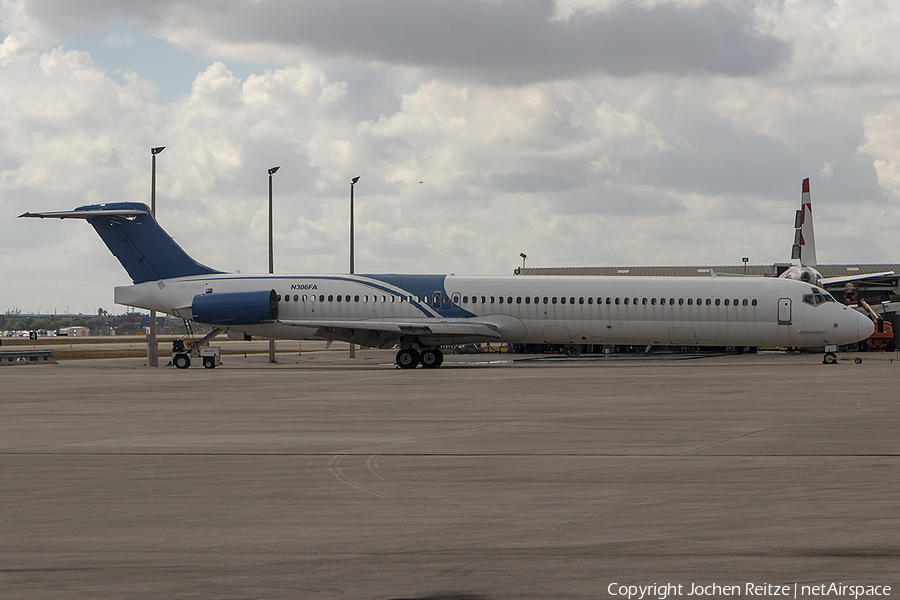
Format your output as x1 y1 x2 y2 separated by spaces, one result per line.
191 289 278 325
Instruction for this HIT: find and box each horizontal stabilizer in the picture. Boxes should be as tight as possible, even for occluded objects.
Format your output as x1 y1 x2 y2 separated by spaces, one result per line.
20 208 148 219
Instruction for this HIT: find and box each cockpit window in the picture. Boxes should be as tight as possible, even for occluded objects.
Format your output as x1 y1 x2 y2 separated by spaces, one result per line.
802 293 836 306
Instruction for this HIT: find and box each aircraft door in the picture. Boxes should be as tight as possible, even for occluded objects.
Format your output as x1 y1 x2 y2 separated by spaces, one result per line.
778 298 791 323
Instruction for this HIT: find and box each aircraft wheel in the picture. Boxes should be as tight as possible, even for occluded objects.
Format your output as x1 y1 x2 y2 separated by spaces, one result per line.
174 353 191 369
421 348 443 369
396 348 420 369
822 352 837 365
203 356 216 369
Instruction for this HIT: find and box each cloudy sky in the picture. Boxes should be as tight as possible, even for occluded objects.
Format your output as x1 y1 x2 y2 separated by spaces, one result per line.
3 0 900 314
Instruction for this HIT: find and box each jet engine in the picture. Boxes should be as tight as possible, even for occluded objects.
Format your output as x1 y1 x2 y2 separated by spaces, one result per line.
191 289 279 325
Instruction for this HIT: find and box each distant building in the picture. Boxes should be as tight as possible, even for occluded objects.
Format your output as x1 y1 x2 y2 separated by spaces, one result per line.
61 326 89 337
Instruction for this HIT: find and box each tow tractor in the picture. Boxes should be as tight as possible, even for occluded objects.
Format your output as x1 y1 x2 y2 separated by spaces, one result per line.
172 327 223 369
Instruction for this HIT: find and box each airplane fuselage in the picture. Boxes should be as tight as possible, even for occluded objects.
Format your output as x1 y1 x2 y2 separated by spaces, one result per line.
116 272 871 349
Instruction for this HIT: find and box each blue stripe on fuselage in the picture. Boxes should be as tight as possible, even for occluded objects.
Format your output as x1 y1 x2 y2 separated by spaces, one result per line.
181 273 477 318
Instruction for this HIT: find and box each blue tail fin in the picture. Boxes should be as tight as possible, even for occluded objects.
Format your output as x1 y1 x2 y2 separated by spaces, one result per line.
80 202 223 283
22 202 222 284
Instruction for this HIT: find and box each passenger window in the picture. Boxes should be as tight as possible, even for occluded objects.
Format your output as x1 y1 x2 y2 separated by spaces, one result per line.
705 298 711 306
587 297 592 305
319 295 325 302
525 297 531 304
687 298 692 305
355 295 360 302
560 297 566 304
543 297 549 304
678 298 684 305
642 298 648 305
624 297 629 305
724 299 730 306
651 298 657 305
715 299 721 306
328 295 334 302
615 298 620 305
607 298 612 305
499 296 504 304
569 297 575 304
742 299 748 306
490 296 495 304
752 299 758 306
552 297 558 304
508 297 513 304
516 297 522 304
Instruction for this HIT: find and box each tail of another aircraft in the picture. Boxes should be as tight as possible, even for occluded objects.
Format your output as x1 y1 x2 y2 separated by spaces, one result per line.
791 178 818 267
20 202 222 284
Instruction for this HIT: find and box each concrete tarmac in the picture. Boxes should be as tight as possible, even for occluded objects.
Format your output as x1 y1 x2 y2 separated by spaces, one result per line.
2 351 898 599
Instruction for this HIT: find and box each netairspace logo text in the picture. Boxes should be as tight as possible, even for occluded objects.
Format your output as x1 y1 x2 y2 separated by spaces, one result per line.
606 582 893 600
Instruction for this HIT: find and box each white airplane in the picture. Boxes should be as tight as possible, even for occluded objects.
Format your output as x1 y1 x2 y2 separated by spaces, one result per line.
780 178 893 287
21 202 873 368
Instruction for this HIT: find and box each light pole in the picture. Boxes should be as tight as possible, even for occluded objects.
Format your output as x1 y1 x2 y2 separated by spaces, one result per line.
520 253 527 270
268 166 280 363
349 176 359 359
148 146 165 367
350 176 359 274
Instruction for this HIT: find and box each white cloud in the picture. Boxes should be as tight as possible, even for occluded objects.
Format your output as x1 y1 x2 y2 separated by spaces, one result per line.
2 0 900 312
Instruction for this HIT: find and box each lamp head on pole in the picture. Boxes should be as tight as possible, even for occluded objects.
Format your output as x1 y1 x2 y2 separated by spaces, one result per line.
151 146 165 155
351 176 360 185
268 166 280 176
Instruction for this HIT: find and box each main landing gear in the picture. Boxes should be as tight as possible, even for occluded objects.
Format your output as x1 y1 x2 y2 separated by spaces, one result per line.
396 347 444 369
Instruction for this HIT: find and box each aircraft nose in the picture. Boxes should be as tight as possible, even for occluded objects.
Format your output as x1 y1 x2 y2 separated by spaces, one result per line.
858 312 875 341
